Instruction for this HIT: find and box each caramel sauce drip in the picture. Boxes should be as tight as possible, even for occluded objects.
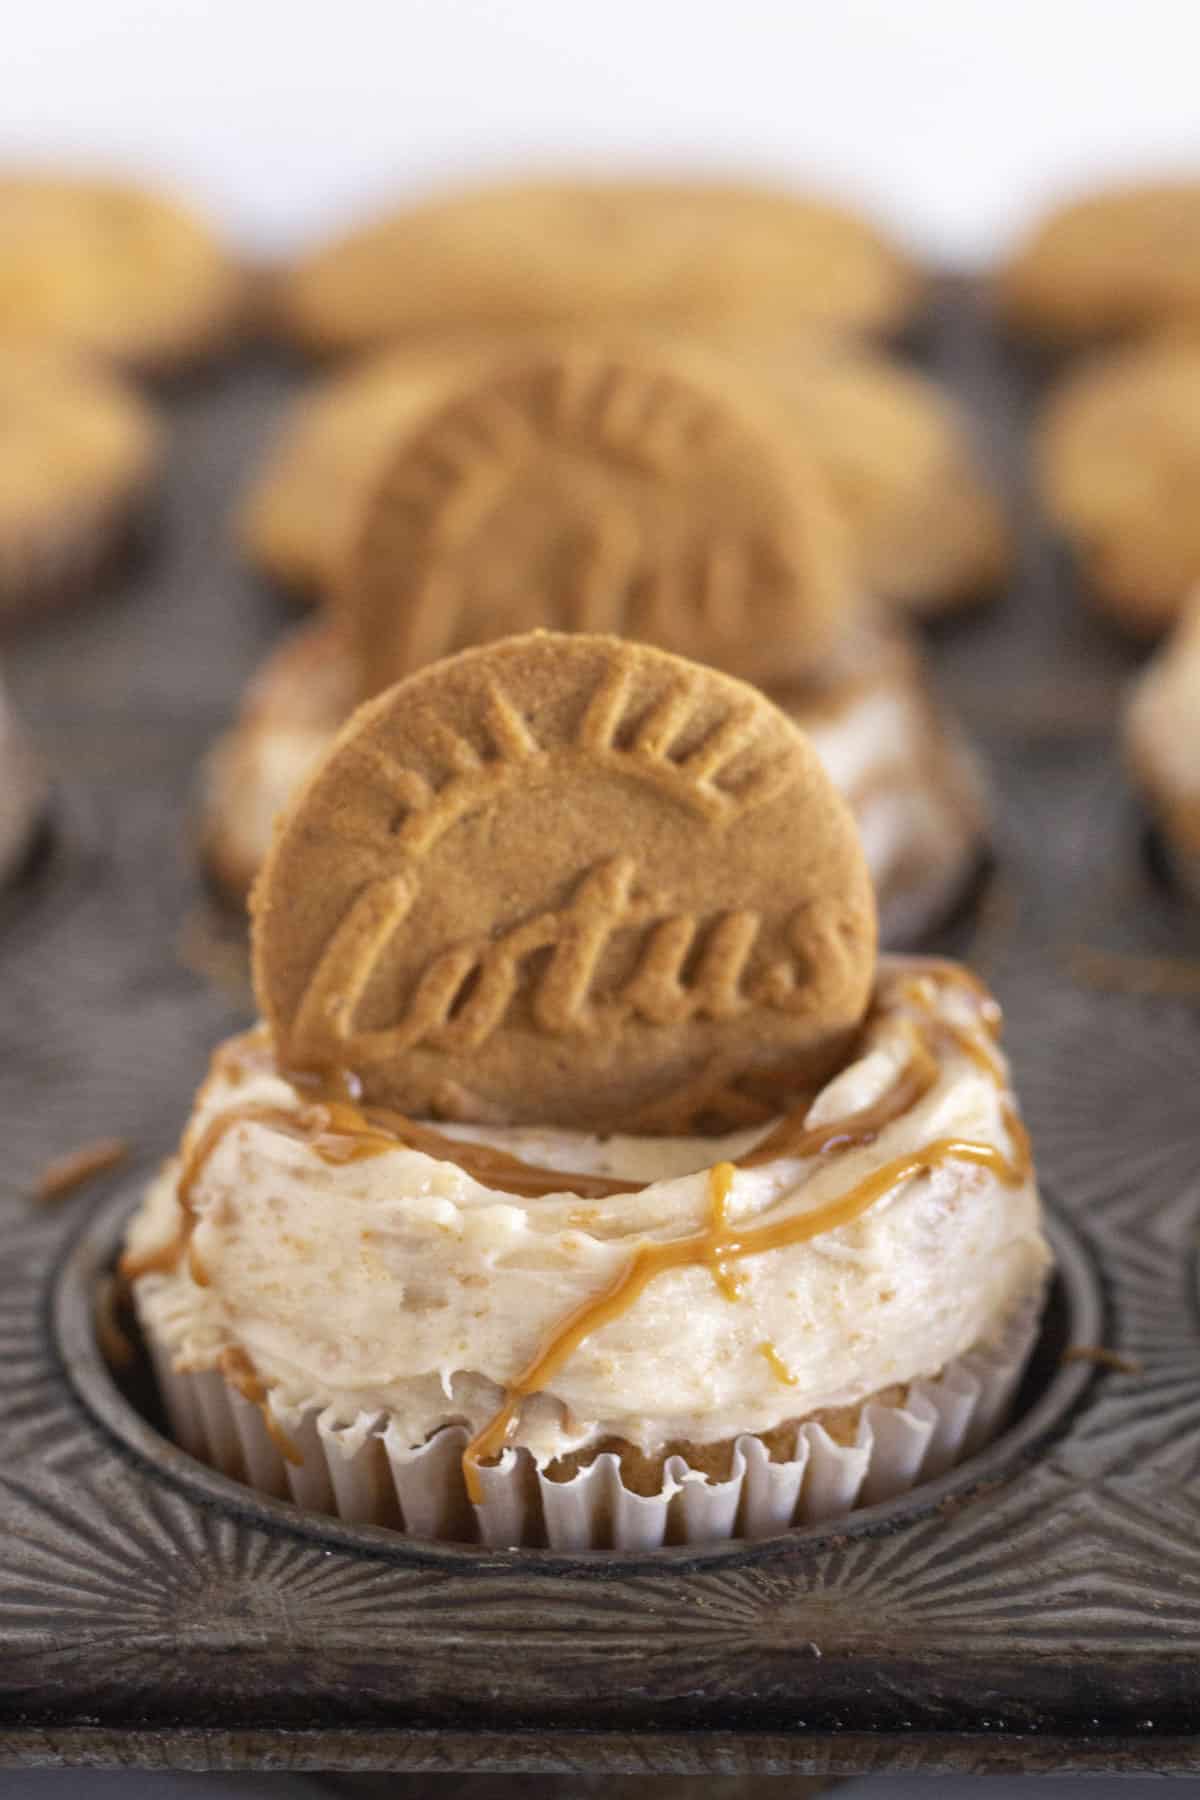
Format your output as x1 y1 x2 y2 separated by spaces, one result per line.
121 963 1032 1509
218 1346 303 1465
758 1341 799 1387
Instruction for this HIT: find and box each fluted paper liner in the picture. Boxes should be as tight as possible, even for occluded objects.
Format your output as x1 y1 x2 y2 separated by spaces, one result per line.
145 1290 1042 1550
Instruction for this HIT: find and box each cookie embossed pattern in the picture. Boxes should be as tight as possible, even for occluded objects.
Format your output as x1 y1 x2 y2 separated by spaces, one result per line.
0 283 1198 1774
255 634 874 1128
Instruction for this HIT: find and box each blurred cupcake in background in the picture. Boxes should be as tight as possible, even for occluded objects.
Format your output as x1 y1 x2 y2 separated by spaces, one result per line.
1037 340 1200 639
239 335 1007 620
998 177 1200 347
0 170 244 374
212 333 989 942
272 175 924 358
0 343 161 624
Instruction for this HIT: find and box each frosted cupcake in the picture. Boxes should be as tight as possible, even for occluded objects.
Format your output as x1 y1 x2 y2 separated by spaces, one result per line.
0 344 160 622
126 632 1048 1550
206 338 987 941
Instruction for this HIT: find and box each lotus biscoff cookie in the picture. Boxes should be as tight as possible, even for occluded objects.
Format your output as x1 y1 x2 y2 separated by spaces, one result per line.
334 339 853 693
0 343 161 622
0 172 242 373
239 337 1007 617
998 179 1200 344
274 178 923 359
251 632 877 1132
1037 340 1200 637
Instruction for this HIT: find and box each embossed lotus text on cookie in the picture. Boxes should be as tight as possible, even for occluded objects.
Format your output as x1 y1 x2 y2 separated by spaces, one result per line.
253 634 876 1132
337 346 849 694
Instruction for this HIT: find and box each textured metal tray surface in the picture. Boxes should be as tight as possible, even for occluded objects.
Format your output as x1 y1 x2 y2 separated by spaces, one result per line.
1 284 1199 1774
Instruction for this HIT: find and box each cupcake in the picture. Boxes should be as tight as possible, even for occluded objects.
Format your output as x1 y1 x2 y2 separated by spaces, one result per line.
1126 593 1200 899
0 171 242 374
998 178 1200 347
207 338 987 940
0 342 161 623
1037 340 1200 638
273 176 922 360
126 632 1049 1550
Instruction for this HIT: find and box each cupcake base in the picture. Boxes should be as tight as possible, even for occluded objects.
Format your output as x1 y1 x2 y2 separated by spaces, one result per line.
147 1291 1042 1552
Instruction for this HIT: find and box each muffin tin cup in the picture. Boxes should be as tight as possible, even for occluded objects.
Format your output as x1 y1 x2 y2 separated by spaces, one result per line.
143 1289 1043 1552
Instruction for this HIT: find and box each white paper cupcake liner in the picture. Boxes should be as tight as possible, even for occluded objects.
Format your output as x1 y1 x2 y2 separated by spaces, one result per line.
145 1288 1043 1552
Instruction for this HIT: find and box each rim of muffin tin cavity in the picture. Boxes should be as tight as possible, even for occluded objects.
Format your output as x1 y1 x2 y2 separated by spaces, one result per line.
55 1185 1100 1569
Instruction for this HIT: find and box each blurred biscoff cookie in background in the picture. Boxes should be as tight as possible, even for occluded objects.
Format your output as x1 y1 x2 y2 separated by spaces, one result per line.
209 335 989 942
997 177 1200 345
1037 339 1200 638
0 171 243 374
239 335 1006 620
0 343 161 624
272 176 924 359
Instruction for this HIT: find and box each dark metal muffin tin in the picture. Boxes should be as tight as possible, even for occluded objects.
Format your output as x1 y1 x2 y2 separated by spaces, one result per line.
2 288 1199 1776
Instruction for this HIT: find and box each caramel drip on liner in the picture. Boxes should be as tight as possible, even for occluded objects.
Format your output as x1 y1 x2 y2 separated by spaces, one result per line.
219 1347 304 1465
120 965 1029 1509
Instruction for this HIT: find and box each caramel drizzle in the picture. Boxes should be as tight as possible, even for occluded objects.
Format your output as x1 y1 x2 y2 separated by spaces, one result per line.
120 963 1030 1509
758 1341 799 1387
461 1074 1027 1502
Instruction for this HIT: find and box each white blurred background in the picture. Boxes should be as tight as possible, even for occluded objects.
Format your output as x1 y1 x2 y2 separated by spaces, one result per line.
2 0 1199 261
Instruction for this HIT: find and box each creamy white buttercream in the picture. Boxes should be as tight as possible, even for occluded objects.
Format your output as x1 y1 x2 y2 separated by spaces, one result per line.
127 961 1048 1466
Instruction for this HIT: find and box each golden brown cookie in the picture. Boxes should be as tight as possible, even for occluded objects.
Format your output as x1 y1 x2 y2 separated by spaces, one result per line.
998 179 1200 344
0 342 161 621
274 178 922 358
240 337 1006 616
1036 339 1200 636
252 631 877 1132
336 338 854 693
0 171 242 372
